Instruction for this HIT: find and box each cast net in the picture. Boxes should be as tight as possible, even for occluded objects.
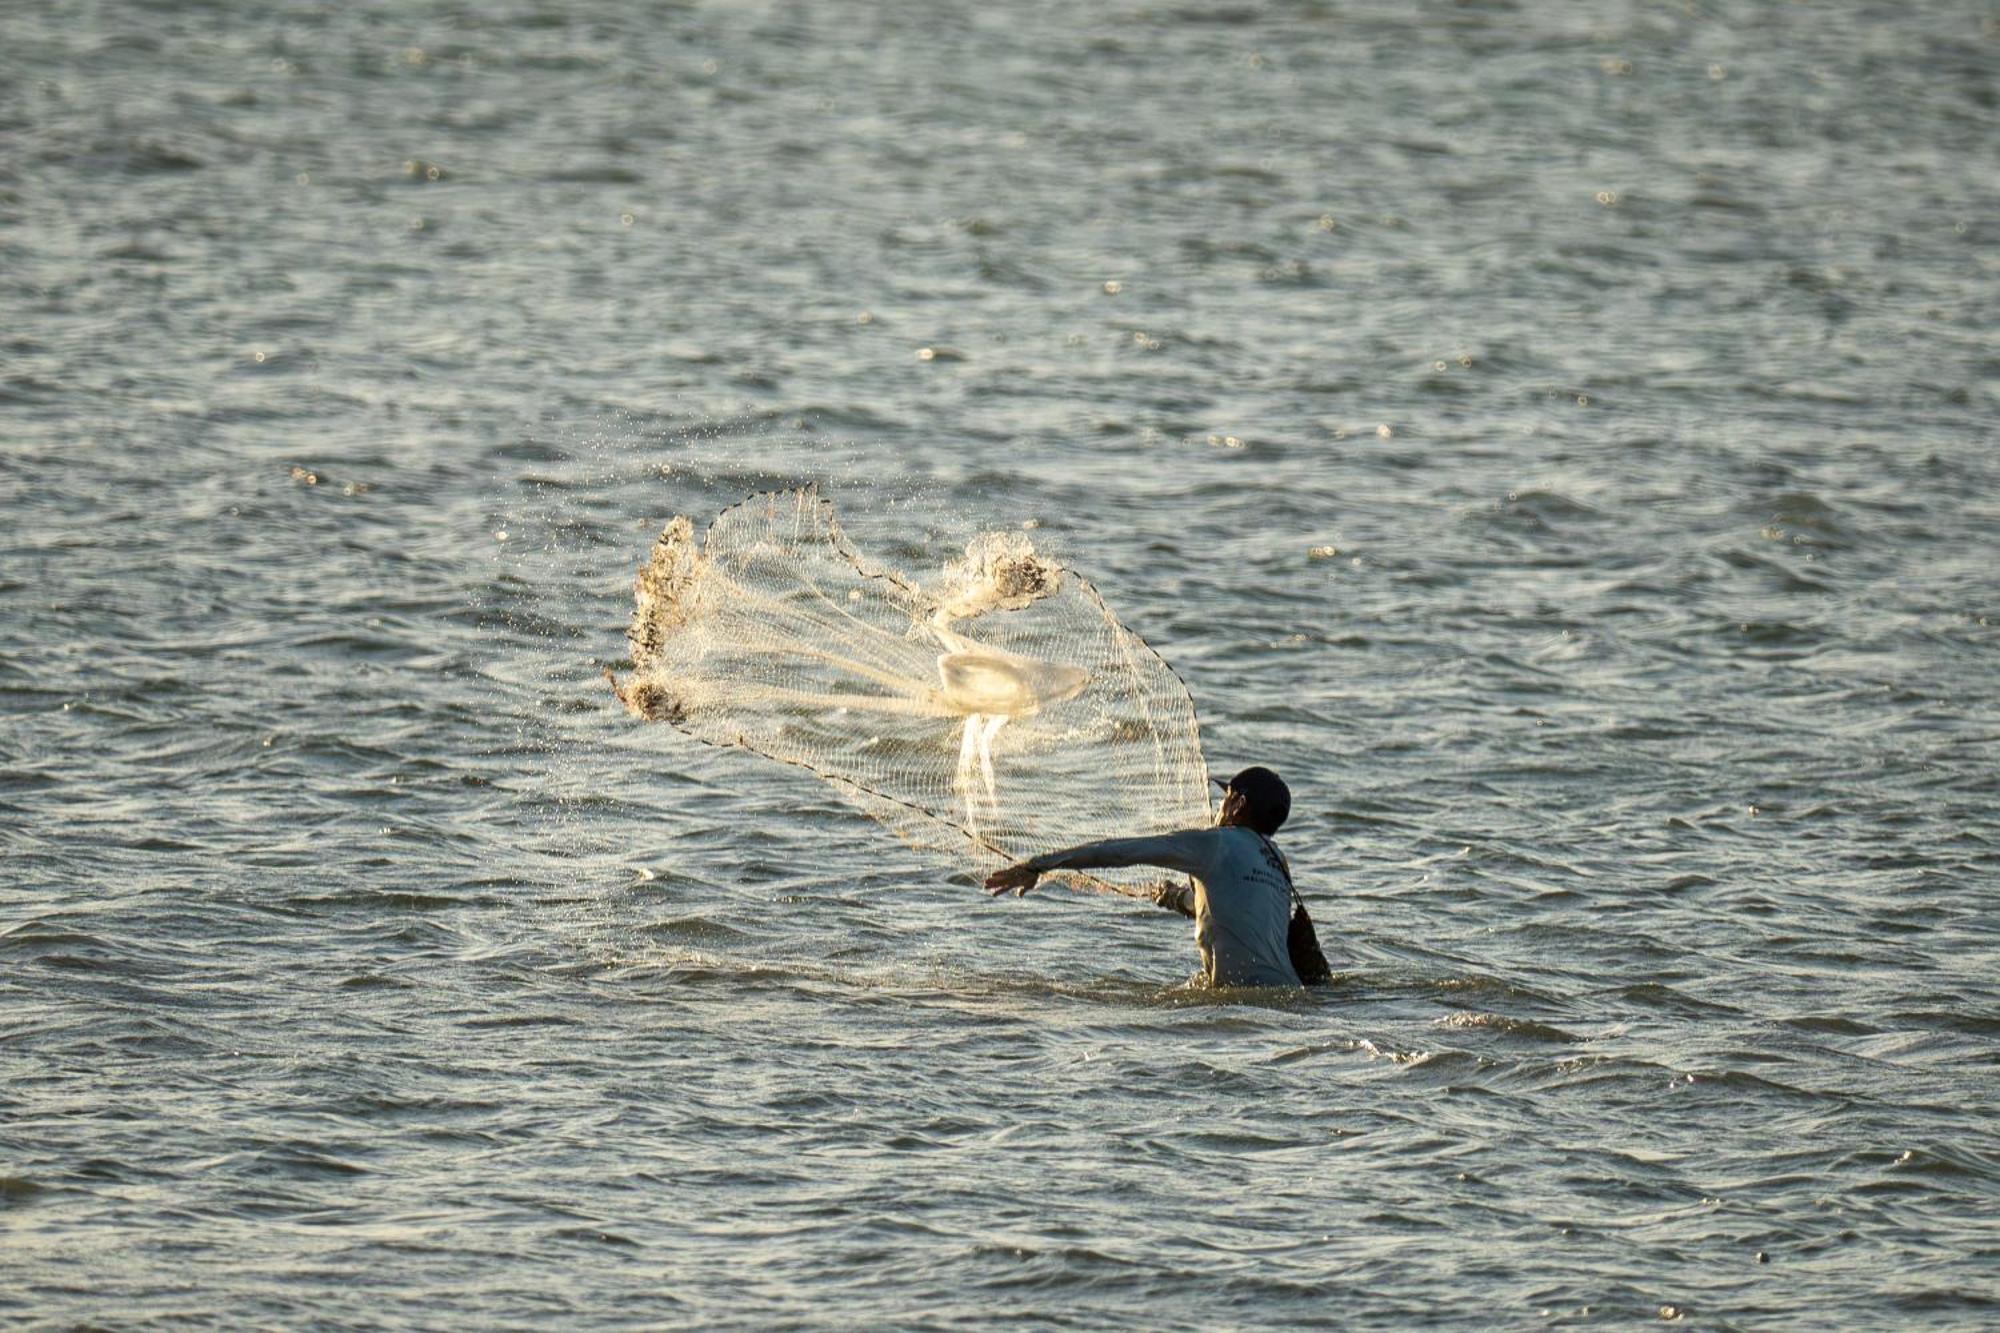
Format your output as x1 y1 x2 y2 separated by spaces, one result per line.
606 489 1211 895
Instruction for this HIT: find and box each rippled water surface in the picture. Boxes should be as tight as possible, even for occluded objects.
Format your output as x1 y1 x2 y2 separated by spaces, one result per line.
4 2 1997 1327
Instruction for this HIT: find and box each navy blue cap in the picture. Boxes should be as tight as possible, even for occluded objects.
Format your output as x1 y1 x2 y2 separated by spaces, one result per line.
1210 766 1290 832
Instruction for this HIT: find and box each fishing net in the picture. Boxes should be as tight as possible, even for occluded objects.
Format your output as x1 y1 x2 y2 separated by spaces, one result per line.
606 489 1212 895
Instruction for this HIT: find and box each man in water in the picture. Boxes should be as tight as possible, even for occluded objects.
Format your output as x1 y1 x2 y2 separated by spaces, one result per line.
984 766 1322 987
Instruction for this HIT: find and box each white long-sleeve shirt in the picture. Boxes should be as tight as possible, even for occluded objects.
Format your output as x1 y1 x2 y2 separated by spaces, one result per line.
1025 825 1301 987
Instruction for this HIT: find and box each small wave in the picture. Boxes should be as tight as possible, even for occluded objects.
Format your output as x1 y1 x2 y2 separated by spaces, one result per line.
339 973 416 991
0 921 112 954
1764 492 1857 549
1434 1011 1581 1043
71 138 204 174
1713 546 1835 594
1779 1014 1880 1036
1873 1143 2000 1181
1888 1010 2000 1037
460 1014 583 1030
284 890 468 912
638 915 756 945
1461 489 1601 542
1429 974 1566 1005
550 1226 641 1247
1721 616 1825 647
1506 489 1601 521
238 1144 371 1179
545 165 645 185
1608 983 1744 1017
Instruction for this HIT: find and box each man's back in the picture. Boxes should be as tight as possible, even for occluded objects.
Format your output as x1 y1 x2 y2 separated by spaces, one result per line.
1023 824 1300 987
1188 825 1299 987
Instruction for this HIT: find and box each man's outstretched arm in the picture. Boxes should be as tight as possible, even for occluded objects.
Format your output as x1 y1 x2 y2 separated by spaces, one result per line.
984 830 1215 897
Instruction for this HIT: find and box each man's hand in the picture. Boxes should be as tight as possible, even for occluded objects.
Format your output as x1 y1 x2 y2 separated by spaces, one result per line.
1150 880 1196 919
984 863 1042 896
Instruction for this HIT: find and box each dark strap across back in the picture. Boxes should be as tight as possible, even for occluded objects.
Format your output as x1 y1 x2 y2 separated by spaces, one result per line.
1255 833 1333 986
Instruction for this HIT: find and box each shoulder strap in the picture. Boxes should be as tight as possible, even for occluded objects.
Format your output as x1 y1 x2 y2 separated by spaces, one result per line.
1256 831 1332 984
1252 832 1305 910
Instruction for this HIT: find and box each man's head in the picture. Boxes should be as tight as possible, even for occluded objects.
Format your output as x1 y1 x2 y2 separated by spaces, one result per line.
1212 766 1290 836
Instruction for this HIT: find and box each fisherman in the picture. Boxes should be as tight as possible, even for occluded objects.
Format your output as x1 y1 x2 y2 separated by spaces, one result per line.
984 766 1329 987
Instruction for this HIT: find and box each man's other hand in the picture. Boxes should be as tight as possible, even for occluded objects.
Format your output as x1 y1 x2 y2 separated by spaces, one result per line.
984 863 1041 896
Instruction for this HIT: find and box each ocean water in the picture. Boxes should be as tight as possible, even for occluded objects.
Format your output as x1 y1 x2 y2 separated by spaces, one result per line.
3 1 1997 1327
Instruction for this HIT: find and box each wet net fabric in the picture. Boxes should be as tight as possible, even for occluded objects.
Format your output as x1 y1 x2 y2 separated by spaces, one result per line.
607 489 1212 894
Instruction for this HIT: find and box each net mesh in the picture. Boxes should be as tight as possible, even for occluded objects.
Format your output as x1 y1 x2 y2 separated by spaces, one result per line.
607 489 1212 895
